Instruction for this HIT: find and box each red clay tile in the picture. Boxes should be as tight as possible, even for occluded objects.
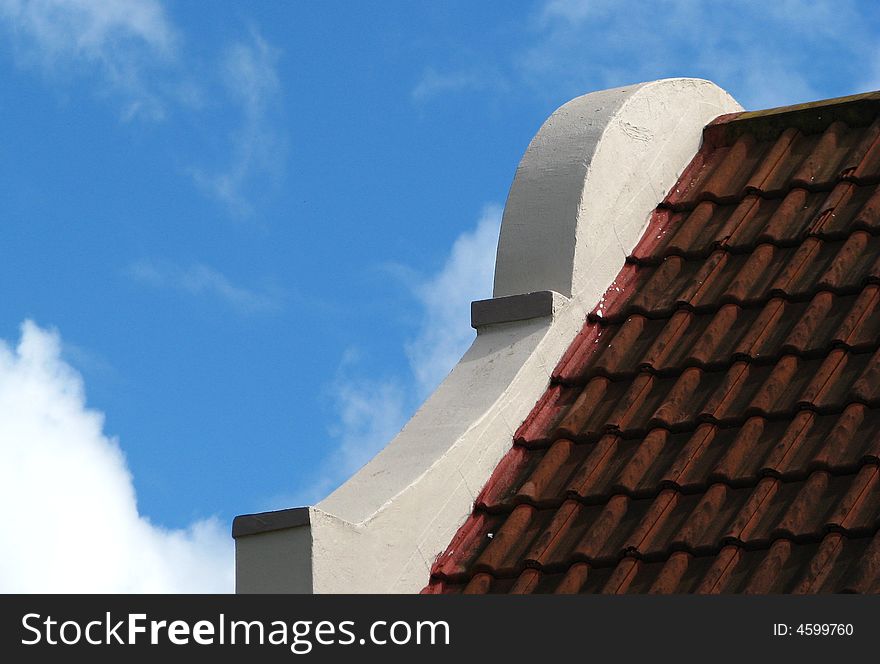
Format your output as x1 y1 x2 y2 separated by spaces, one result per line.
426 95 880 594
424 531 880 594
553 562 591 594
848 118 880 182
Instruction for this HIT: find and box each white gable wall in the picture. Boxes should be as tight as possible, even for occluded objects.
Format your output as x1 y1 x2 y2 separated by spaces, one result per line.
234 78 742 593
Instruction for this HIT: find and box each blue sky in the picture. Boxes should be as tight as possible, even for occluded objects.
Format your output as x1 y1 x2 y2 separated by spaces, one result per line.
2 0 880 591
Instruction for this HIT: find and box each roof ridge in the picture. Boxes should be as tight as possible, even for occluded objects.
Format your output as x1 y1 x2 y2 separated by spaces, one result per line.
707 91 880 144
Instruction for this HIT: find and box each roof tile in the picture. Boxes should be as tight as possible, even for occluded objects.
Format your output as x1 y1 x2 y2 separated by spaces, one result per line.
429 531 880 594
427 94 880 594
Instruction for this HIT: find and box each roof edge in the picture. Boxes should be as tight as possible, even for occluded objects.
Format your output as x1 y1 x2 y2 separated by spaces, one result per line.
730 89 880 124
708 90 880 143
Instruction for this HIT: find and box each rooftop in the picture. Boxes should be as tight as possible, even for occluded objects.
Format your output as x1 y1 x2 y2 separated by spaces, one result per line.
425 90 880 594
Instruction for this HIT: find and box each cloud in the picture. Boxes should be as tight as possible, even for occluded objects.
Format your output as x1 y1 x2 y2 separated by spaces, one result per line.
412 67 491 103
290 366 409 507
191 27 285 216
539 0 616 25
0 320 231 592
405 204 501 396
0 3 286 212
127 259 282 314
529 0 879 109
0 0 178 119
288 205 502 506
416 0 876 111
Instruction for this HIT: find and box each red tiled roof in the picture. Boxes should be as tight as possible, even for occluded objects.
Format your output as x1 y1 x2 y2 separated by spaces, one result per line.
424 94 880 594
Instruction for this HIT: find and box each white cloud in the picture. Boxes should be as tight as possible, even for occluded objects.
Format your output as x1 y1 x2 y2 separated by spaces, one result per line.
539 0 616 25
0 320 231 592
415 0 874 111
290 369 408 507
405 204 501 396
0 3 286 211
192 27 285 216
0 0 178 119
128 259 282 314
0 0 175 52
290 205 502 506
524 0 875 109
412 67 490 103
